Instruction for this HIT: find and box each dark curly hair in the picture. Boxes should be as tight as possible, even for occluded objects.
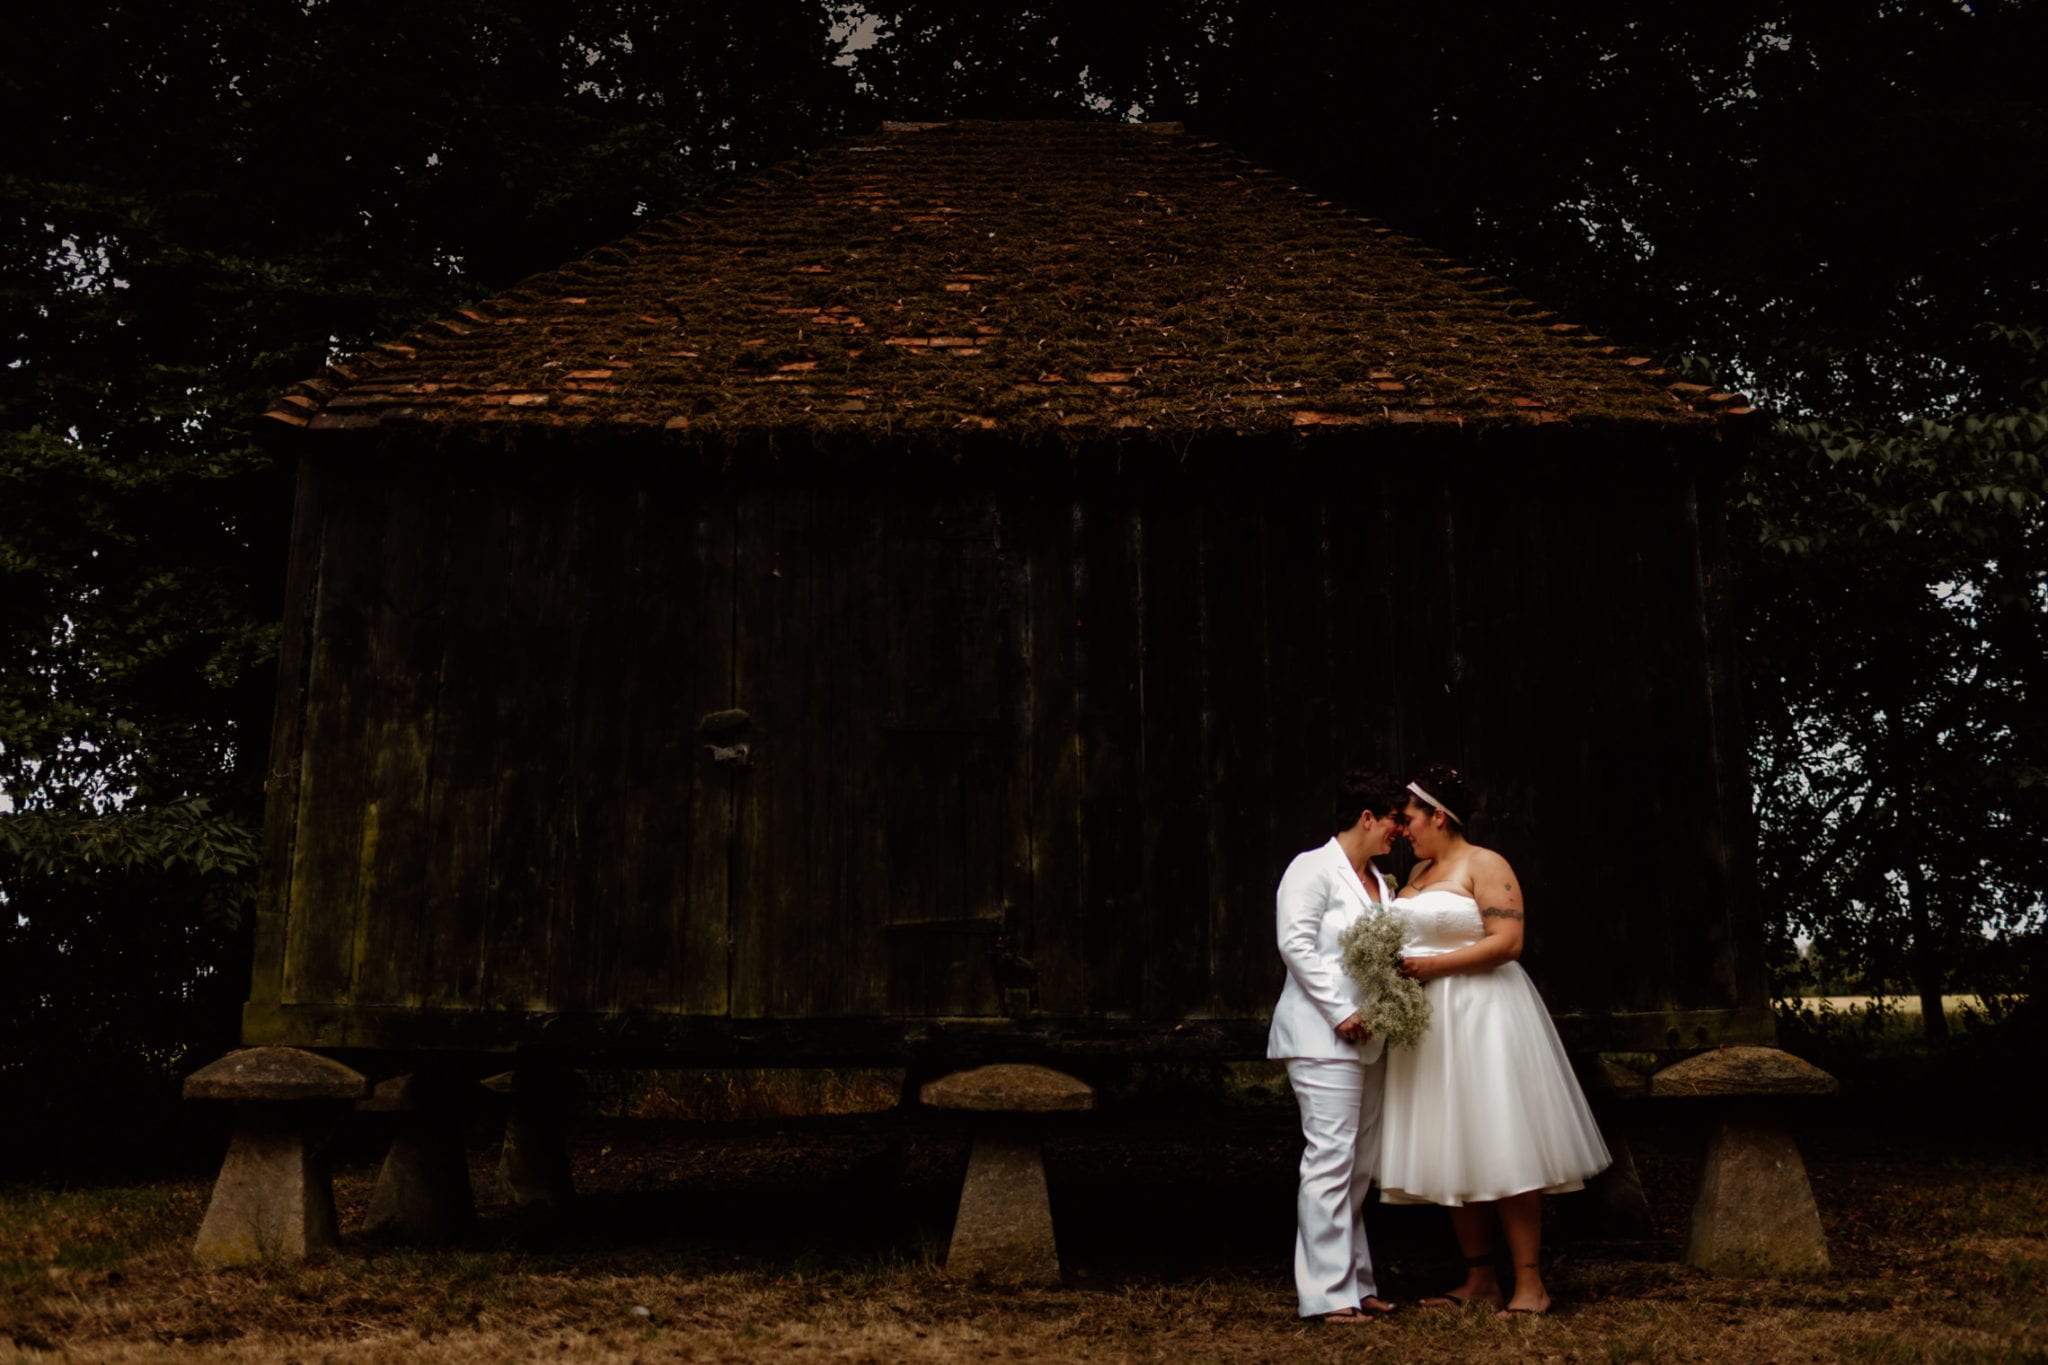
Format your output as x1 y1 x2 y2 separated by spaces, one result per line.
1404 762 1475 832
1333 768 1407 834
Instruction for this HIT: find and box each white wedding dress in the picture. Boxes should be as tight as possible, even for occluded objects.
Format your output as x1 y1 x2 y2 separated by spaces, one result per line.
1377 888 1611 1205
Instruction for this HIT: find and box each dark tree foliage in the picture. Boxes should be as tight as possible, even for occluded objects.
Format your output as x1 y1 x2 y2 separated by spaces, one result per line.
3 2 2042 1166
1744 330 2048 1041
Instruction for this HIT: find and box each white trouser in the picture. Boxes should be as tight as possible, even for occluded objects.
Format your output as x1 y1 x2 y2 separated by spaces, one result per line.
1286 1057 1385 1317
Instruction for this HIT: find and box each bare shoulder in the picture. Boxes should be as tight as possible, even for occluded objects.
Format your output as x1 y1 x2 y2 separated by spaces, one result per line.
1467 846 1525 913
1467 846 1518 881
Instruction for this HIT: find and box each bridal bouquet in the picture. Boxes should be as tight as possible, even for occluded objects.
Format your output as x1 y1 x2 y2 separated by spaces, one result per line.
1337 911 1431 1048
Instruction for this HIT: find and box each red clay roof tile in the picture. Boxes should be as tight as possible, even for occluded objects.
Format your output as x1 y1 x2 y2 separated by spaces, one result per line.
278 121 1738 440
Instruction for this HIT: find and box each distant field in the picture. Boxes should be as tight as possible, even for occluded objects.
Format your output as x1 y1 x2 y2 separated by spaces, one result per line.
1800 994 1991 1015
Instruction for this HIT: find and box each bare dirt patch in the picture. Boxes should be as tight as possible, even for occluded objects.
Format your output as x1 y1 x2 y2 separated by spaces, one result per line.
4 1107 2042 1362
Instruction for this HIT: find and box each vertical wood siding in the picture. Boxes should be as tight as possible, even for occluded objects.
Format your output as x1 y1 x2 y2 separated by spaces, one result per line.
263 444 1753 1031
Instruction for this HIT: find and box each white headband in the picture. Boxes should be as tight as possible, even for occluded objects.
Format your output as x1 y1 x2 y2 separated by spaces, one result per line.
1406 780 1462 827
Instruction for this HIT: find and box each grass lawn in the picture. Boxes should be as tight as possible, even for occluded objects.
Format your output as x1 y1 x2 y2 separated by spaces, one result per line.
3 1100 2043 1363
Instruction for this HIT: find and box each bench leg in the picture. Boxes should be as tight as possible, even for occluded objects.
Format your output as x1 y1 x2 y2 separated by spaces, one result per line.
193 1105 341 1266
1685 1106 1830 1275
945 1134 1060 1285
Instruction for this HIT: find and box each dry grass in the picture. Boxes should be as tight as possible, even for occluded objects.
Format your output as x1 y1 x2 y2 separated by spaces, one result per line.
4 1107 2043 1363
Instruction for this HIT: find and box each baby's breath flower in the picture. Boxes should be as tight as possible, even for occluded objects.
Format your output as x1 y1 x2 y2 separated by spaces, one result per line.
1337 911 1431 1048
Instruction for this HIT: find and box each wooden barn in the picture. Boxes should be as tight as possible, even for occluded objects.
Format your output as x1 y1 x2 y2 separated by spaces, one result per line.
248 119 1767 1069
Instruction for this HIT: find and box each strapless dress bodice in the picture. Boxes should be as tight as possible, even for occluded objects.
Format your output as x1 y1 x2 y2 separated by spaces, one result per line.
1392 888 1485 956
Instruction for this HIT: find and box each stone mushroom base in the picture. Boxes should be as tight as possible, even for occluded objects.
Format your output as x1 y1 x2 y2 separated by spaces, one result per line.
185 1047 369 1267
1650 1045 1838 1276
483 1065 580 1213
1686 1106 1832 1274
920 1064 1096 1286
948 1136 1062 1283
360 1072 478 1244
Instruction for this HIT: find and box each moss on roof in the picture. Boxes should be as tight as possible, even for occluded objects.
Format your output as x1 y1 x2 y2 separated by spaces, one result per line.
271 121 1752 442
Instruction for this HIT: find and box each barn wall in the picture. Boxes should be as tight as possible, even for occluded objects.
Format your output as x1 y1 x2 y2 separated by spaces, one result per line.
245 433 1766 1058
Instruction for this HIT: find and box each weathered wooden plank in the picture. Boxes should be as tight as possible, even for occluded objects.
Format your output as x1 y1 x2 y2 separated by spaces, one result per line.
614 482 735 1017
249 457 325 1010
282 468 387 1005
1193 483 1284 1017
349 477 450 1006
547 484 637 1014
989 499 1038 1019
1384 471 1464 783
1257 485 1347 906
732 484 890 1016
239 999 1774 1062
880 528 978 934
1420 466 1582 1006
1065 492 1146 1016
807 488 892 1017
734 479 1029 1020
255 429 1757 1043
1020 492 1086 1017
1134 488 1213 1018
886 918 1003 1015
417 478 511 1010
478 489 583 1011
877 491 1024 1018
728 485 793 1020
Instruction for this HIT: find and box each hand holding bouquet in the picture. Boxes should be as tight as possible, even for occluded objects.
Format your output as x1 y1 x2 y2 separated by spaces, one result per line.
1337 911 1431 1048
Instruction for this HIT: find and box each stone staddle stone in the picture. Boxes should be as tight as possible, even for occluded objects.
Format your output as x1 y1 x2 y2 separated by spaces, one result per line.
184 1046 369 1103
1686 1110 1832 1275
1649 1046 1839 1099
922 1066 1092 1286
1652 1047 1838 1277
362 1074 478 1243
919 1064 1096 1113
500 1115 575 1210
496 1067 581 1211
186 1048 366 1267
948 1135 1062 1285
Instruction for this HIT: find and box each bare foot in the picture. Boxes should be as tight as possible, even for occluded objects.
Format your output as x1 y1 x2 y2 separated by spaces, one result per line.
1497 1294 1553 1318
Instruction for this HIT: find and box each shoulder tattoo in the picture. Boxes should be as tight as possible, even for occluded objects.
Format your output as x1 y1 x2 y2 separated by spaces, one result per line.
1481 907 1524 921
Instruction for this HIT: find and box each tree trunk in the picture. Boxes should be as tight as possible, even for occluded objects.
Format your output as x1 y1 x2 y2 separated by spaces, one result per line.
1877 668 1952 1050
1896 861 1951 1048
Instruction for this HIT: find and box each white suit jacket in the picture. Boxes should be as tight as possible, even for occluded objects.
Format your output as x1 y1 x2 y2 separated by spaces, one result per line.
1266 837 1393 1064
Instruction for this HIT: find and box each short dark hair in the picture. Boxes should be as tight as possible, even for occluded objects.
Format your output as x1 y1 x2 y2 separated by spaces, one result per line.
1404 762 1475 831
1334 768 1406 834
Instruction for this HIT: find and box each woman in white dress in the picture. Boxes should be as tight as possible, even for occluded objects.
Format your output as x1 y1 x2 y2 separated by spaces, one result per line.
1379 764 1609 1316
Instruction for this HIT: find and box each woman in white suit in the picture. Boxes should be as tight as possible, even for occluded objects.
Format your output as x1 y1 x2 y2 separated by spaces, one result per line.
1267 769 1407 1322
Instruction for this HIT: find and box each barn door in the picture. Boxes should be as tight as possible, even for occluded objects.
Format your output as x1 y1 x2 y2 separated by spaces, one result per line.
728 486 1032 1019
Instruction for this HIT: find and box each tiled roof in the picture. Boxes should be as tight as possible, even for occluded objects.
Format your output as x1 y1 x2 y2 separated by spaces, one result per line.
268 121 1752 442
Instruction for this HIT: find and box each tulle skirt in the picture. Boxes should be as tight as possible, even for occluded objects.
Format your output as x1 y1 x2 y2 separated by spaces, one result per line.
1378 961 1611 1206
